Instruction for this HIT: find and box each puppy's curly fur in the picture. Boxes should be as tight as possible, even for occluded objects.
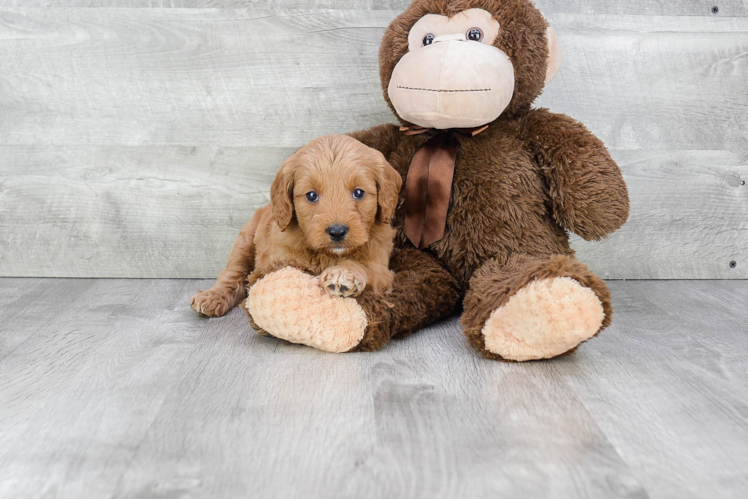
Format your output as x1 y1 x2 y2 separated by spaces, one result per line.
191 134 402 317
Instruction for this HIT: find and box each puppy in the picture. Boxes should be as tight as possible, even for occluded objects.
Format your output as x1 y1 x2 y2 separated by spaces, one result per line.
191 134 402 317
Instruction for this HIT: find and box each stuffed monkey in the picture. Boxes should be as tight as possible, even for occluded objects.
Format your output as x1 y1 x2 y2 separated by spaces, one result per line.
246 0 629 361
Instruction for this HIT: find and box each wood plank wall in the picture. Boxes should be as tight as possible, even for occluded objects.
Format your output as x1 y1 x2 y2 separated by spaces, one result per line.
0 1 746 279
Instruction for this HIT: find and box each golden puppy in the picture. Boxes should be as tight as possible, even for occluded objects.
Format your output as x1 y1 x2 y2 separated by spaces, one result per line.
191 134 402 317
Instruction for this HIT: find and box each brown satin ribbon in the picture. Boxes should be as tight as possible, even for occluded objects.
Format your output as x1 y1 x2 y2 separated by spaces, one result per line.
401 125 488 249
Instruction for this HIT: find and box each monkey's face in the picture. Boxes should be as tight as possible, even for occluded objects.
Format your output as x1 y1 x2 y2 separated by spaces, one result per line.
388 9 513 129
383 3 562 130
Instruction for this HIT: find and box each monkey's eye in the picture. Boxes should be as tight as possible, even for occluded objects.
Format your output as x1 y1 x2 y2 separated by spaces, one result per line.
467 28 483 42
423 34 435 46
352 188 366 201
305 191 319 203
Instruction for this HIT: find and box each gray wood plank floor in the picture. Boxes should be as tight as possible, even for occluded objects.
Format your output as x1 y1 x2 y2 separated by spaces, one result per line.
1 279 747 498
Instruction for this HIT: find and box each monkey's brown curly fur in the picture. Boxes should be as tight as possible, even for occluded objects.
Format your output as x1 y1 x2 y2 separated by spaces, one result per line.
245 0 629 359
343 0 629 356
460 254 612 360
353 248 460 351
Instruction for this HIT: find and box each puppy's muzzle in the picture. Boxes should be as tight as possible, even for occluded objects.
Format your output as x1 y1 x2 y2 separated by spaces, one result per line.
326 224 349 242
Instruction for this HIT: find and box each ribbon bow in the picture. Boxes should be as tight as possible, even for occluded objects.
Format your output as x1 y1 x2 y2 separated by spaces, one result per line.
400 124 488 249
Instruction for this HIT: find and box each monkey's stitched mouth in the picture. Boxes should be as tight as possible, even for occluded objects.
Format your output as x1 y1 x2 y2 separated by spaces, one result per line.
396 86 492 93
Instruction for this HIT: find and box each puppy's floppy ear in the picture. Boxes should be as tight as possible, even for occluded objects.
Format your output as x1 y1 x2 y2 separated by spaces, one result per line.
270 158 295 231
375 157 402 224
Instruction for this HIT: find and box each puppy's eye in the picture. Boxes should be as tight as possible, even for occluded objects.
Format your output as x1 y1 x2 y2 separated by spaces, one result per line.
467 28 483 42
352 188 366 201
305 191 319 203
423 34 435 46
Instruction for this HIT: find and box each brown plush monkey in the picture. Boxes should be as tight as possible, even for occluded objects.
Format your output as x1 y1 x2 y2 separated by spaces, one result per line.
245 0 629 361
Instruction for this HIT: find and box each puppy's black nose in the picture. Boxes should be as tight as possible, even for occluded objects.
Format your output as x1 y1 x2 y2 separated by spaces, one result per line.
326 224 348 242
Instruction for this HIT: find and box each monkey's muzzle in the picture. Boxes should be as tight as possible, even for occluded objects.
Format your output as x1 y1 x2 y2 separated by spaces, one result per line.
388 40 515 130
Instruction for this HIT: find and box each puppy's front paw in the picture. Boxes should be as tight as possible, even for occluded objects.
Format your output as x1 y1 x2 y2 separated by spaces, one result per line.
190 287 235 317
320 267 365 298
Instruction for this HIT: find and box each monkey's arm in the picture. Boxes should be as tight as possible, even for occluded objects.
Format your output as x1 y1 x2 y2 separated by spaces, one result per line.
348 123 403 161
520 108 629 241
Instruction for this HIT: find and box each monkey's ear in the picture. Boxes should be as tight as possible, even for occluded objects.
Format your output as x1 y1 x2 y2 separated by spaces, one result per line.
545 26 562 84
270 158 295 231
376 159 402 224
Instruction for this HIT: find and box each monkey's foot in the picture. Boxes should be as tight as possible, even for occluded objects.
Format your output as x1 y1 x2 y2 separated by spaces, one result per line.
246 267 367 353
481 277 604 361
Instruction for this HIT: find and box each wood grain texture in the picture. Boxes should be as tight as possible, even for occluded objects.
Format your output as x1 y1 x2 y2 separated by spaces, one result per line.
540 14 748 152
0 145 288 278
1 147 745 278
0 7 746 278
0 278 747 497
562 279 748 497
0 0 746 17
573 149 748 280
1 9 746 151
0 8 395 148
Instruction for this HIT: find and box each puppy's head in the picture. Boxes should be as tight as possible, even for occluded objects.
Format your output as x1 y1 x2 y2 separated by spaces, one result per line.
270 135 401 256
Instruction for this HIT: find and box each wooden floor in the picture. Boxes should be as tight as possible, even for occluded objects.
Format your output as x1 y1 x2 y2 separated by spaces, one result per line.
0 279 747 498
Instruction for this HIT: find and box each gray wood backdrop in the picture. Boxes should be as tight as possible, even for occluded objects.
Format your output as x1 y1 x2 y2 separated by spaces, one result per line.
1 0 746 279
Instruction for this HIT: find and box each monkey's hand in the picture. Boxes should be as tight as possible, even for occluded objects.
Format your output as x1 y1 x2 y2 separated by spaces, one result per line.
520 108 629 241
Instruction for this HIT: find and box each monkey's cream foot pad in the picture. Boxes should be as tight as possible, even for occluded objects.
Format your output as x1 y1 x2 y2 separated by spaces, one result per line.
246 267 367 353
482 277 605 361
